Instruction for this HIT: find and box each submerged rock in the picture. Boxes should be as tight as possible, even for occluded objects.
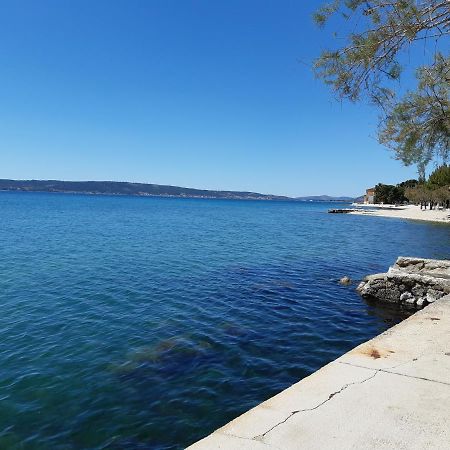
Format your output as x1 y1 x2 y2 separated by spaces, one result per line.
110 336 220 380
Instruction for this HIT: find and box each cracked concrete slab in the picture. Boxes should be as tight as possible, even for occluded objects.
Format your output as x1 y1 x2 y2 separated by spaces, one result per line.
187 295 450 450
249 362 375 415
188 431 271 449
336 299 450 384
216 406 289 440
262 371 450 450
213 364 376 441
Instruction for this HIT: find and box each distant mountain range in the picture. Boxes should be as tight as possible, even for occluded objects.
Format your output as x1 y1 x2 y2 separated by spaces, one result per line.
0 179 289 200
0 179 357 202
295 195 355 202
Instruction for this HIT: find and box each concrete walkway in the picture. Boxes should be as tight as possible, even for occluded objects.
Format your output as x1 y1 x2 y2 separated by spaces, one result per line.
188 295 450 449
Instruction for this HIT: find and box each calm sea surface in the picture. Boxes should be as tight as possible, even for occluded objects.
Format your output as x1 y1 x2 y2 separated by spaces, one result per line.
1 192 449 449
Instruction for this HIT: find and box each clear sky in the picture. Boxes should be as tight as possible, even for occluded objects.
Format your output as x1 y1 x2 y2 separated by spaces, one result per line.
0 0 420 197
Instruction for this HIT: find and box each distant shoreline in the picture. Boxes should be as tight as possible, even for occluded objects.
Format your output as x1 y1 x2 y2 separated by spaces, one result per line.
0 189 355 202
0 179 287 201
0 189 287 201
0 179 355 202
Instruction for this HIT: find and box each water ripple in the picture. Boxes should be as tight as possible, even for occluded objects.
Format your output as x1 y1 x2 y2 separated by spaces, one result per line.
0 193 449 449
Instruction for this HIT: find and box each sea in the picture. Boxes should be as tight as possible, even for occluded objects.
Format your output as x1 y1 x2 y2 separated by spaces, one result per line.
1 192 449 449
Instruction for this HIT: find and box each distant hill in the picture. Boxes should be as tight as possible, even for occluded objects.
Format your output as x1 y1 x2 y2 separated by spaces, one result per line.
295 195 355 202
0 179 289 201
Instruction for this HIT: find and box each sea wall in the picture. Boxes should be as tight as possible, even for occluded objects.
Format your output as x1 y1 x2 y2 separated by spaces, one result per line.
357 257 450 308
188 294 450 449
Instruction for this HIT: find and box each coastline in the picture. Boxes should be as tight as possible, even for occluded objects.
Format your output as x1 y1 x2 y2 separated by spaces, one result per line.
349 204 450 224
0 189 285 201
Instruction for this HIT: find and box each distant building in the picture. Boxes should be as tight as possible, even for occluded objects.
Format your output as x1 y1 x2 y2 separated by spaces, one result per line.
364 187 375 204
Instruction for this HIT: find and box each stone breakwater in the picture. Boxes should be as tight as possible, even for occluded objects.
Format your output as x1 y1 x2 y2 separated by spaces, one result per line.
357 257 450 308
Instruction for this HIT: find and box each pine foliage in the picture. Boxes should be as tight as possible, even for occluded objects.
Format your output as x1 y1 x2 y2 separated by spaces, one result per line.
314 1 450 175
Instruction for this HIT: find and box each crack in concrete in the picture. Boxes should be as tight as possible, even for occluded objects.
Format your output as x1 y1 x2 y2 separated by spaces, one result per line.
379 369 450 386
337 351 427 372
337 345 432 371
338 359 450 386
218 431 283 449
253 370 380 442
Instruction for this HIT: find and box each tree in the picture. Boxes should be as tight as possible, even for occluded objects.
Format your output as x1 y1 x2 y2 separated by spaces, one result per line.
428 164 450 207
405 164 450 208
314 1 450 177
427 164 450 187
374 182 407 204
405 184 432 207
433 186 450 207
398 179 419 189
404 186 421 203
379 54 450 178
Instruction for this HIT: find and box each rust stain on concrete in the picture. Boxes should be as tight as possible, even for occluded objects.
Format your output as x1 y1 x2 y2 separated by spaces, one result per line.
357 345 393 359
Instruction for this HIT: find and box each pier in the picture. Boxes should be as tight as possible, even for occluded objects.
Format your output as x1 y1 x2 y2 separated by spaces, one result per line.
327 208 357 213
188 294 450 449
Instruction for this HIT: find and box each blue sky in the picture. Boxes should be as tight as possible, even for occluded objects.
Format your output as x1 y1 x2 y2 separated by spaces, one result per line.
0 0 420 197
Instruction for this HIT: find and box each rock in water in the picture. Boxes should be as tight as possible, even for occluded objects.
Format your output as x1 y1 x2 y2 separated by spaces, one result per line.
339 276 352 285
357 257 450 309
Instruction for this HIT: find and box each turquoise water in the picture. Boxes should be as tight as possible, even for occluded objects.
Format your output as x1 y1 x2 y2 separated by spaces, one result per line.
1 192 449 449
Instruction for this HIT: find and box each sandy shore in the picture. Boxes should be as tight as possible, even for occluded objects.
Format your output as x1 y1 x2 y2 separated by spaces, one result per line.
349 204 450 224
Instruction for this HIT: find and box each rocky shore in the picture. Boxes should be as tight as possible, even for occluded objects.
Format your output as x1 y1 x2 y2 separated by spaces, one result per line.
357 257 450 308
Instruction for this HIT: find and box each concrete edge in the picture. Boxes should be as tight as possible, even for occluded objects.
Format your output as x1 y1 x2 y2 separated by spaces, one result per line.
187 294 450 449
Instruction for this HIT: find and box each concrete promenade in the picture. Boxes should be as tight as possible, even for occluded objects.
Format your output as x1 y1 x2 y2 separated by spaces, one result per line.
188 295 450 449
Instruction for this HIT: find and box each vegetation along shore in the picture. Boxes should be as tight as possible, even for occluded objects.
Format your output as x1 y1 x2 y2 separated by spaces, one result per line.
350 165 450 224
